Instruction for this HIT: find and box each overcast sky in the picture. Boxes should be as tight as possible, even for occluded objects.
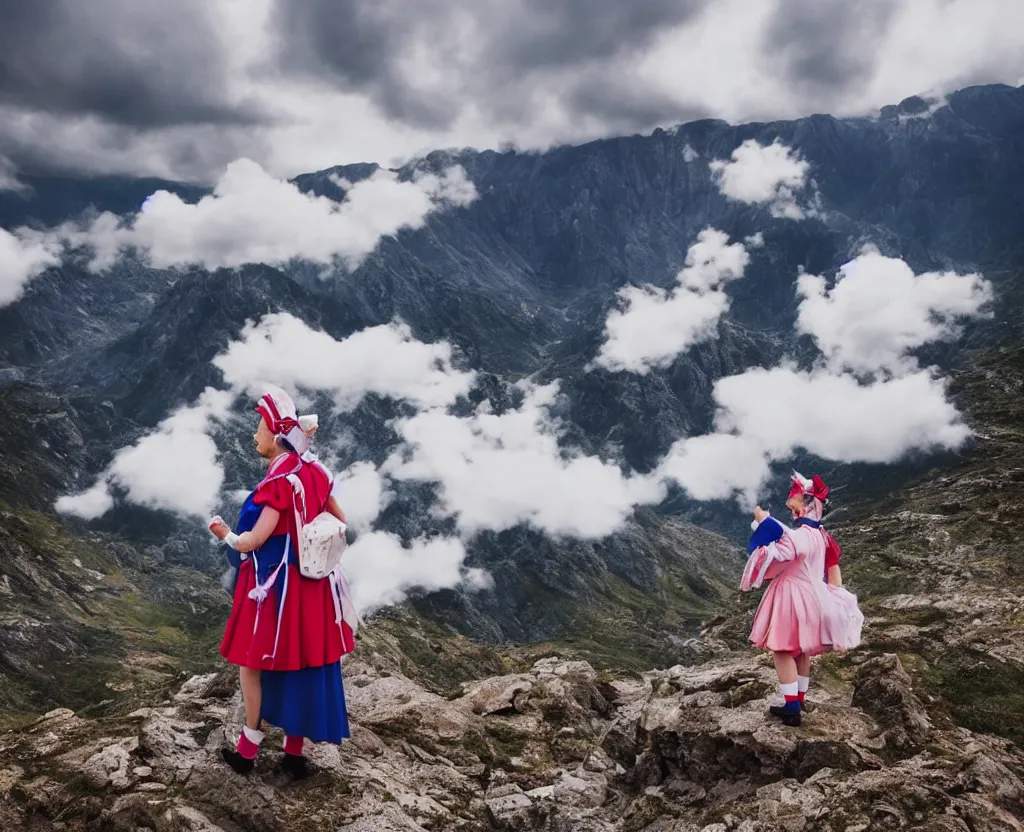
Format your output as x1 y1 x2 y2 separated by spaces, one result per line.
2 0 1023 182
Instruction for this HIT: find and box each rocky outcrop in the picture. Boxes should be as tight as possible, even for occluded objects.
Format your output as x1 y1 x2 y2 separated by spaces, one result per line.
2 646 1021 832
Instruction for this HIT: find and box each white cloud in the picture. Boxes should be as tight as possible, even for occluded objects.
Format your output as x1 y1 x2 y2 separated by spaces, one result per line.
3 157 477 308
55 313 474 522
640 240 994 507
333 461 393 533
55 479 115 520
682 144 700 163
658 364 971 503
712 365 969 462
385 380 665 538
710 139 810 219
344 531 490 611
658 434 771 508
213 312 476 412
592 228 750 374
676 229 752 291
0 228 60 307
796 248 994 377
57 388 234 519
69 158 477 273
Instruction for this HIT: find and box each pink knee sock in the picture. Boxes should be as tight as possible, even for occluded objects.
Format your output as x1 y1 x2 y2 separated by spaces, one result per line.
237 725 264 760
284 735 304 756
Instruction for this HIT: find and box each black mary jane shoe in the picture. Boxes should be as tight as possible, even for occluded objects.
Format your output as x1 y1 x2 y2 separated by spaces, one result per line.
279 753 311 781
221 747 256 775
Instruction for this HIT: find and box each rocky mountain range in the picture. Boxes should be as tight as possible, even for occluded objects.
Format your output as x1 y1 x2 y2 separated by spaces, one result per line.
3 84 1023 645
0 82 1023 829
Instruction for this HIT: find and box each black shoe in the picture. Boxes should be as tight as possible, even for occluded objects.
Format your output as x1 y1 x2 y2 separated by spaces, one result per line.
769 704 802 727
222 747 255 775
280 753 311 781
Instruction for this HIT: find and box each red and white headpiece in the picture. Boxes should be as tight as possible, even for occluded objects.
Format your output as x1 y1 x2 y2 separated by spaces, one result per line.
788 471 829 501
255 385 318 456
788 472 830 520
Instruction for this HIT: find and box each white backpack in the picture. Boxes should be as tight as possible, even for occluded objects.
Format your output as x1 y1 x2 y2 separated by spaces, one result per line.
285 472 348 580
293 501 363 642
297 510 348 580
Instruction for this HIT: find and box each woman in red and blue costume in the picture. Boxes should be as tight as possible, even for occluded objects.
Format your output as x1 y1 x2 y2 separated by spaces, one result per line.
208 385 355 778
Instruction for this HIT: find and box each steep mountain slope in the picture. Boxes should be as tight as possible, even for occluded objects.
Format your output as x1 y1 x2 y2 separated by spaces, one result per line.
0 385 226 724
0 88 1023 830
835 345 1024 745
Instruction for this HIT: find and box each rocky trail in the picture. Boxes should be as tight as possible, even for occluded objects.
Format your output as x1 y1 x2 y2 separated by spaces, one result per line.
2 641 1022 832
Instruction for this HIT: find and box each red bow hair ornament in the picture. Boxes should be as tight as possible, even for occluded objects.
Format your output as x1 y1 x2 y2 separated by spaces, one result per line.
788 471 829 502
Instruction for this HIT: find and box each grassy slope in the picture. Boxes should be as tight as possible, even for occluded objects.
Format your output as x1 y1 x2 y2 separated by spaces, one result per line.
0 501 227 726
521 516 737 673
834 345 1024 743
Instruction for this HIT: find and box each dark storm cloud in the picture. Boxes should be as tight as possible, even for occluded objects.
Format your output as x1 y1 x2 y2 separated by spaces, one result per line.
272 0 710 129
270 0 458 127
566 74 704 134
764 0 899 94
0 109 260 182
0 0 265 128
495 0 707 69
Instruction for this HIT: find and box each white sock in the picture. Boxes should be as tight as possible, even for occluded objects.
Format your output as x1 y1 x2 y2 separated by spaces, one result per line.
242 725 265 745
780 681 799 699
797 675 810 694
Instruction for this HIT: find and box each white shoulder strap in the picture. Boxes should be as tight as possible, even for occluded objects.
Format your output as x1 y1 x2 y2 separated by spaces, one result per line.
285 472 305 560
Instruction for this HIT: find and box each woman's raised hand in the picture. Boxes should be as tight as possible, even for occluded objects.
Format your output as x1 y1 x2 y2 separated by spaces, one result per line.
208 516 230 540
753 506 770 524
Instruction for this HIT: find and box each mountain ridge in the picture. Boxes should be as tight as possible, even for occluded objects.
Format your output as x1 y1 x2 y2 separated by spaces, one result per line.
1 81 1023 678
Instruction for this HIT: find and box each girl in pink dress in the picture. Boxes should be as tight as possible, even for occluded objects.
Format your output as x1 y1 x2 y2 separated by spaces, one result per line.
741 473 863 726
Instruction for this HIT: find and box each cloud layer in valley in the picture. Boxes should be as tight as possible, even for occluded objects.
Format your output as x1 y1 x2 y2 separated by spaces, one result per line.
57 312 477 520
57 388 235 520
710 140 810 219
796 248 994 376
55 240 996 608
592 228 751 374
0 159 476 309
55 310 657 609
384 380 665 538
655 251 994 504
1 0 1022 181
